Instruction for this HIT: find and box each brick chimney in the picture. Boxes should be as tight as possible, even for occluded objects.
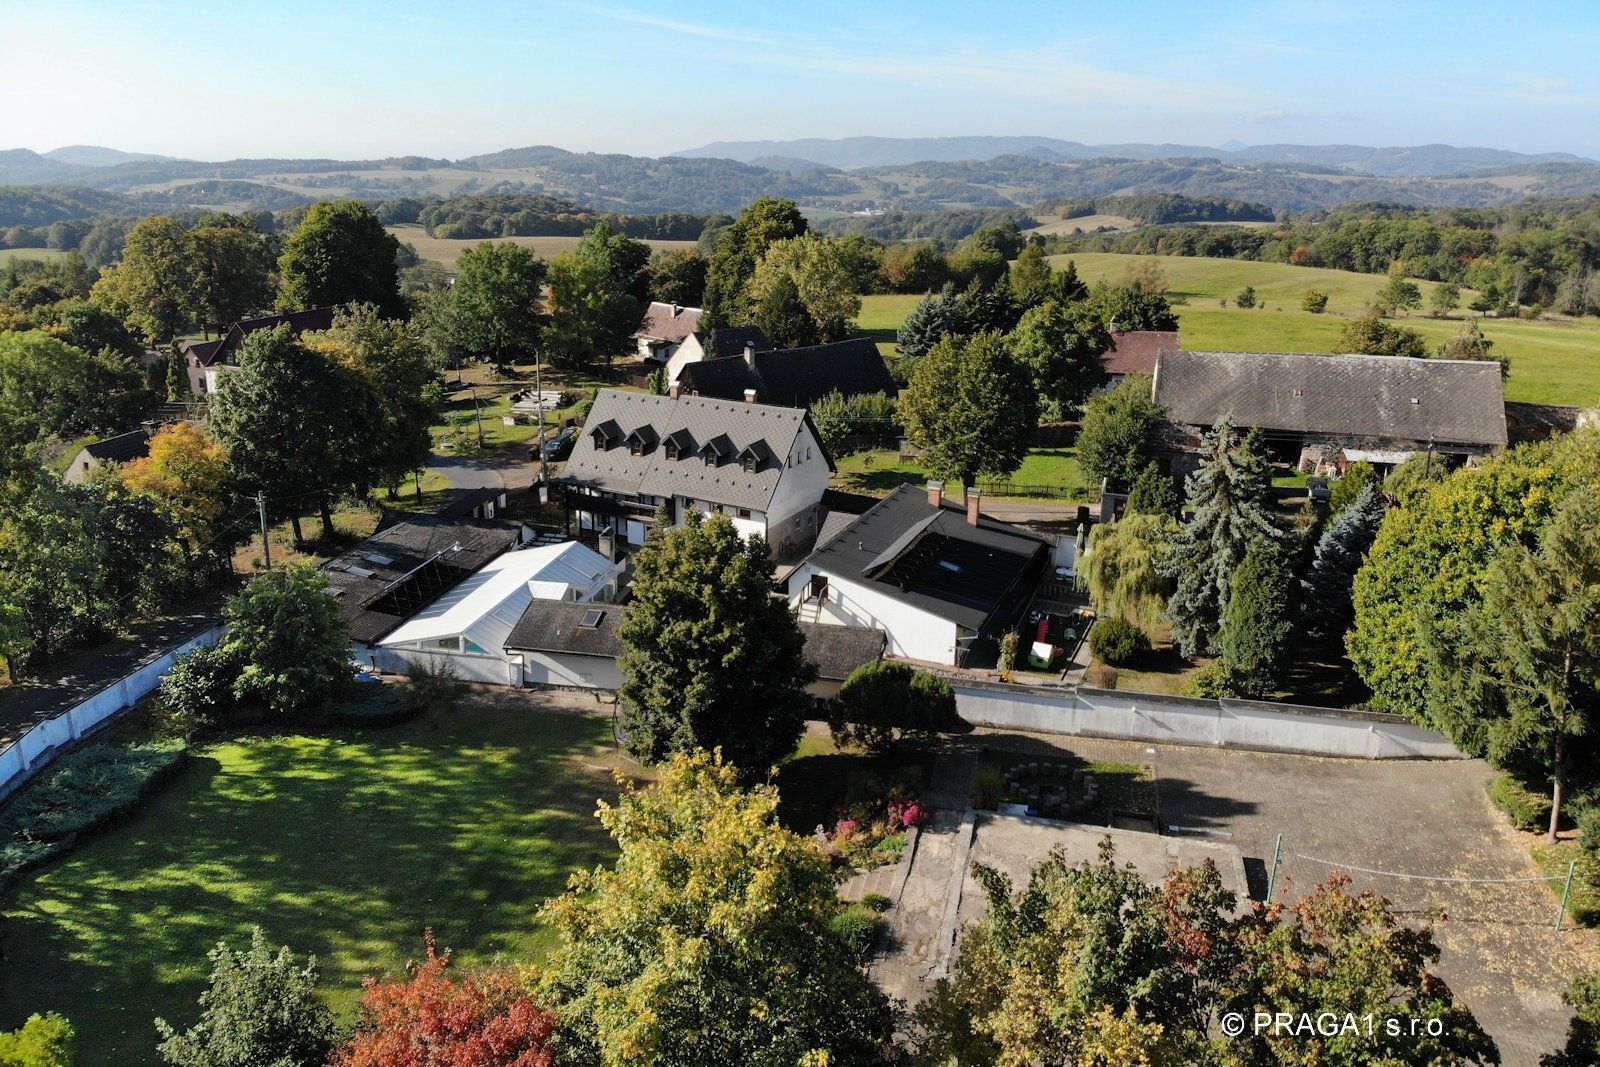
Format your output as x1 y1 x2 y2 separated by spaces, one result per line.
743 388 758 403
966 488 982 527
743 341 757 368
668 379 681 399
926 480 943 508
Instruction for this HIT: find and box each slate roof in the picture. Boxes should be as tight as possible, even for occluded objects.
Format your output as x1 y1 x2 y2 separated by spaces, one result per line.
701 325 771 359
1154 349 1507 448
636 301 702 344
210 306 342 365
561 389 831 511
675 337 897 410
801 623 887 681
180 338 224 366
502 600 883 681
81 428 151 464
1101 330 1179 376
322 514 522 644
805 483 1049 631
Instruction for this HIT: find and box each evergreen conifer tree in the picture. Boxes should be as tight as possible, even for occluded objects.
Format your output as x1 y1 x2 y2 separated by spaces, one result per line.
1302 483 1387 636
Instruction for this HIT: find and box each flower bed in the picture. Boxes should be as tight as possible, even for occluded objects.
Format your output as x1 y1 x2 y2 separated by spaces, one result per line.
814 789 928 870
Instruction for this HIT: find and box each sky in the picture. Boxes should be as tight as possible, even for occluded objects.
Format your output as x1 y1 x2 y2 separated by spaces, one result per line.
4 0 1598 161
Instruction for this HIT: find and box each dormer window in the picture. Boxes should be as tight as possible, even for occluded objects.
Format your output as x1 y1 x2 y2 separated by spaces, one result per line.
739 440 775 473
700 433 733 468
626 425 658 456
664 428 695 461
590 419 623 451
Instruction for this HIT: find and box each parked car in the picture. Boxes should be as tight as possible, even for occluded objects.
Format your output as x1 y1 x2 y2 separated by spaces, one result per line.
1307 476 1331 503
539 426 578 461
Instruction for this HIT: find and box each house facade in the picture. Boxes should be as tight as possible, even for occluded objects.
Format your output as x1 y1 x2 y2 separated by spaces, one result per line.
181 306 342 397
561 388 833 558
635 301 703 364
787 483 1050 667
661 325 770 382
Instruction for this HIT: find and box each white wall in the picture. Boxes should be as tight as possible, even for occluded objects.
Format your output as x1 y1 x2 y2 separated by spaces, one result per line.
364 645 515 685
790 564 960 665
519 652 624 690
664 334 706 380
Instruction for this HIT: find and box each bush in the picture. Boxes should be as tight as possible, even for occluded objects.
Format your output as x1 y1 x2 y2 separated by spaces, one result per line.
1488 772 1553 832
829 660 960 755
0 1013 74 1067
1579 806 1600 859
1302 289 1329 313
1088 617 1149 666
829 902 883 958
1183 663 1229 699
330 683 416 728
404 657 464 715
157 643 240 738
0 741 186 888
1084 662 1119 690
972 762 1004 810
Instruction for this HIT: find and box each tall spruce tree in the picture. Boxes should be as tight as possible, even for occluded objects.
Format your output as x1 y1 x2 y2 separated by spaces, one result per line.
1163 419 1280 658
1218 538 1296 697
1302 483 1387 637
896 283 962 361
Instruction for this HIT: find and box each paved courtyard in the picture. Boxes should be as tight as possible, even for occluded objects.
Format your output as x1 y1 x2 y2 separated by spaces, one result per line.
854 730 1597 1066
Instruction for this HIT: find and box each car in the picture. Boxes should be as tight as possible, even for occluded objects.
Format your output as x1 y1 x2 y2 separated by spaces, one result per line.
539 426 577 461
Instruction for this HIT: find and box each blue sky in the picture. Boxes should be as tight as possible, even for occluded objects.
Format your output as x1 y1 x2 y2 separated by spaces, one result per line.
5 0 1597 160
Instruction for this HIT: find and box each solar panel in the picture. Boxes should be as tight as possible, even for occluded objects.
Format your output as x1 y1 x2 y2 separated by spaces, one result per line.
580 609 604 628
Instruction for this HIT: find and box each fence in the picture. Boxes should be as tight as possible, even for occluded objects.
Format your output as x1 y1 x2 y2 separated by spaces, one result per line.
0 624 225 803
949 680 1463 760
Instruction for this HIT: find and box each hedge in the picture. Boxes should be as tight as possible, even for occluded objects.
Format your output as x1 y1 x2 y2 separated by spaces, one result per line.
1487 772 1553 832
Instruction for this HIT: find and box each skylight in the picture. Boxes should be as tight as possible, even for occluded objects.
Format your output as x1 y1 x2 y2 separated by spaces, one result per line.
580 609 604 628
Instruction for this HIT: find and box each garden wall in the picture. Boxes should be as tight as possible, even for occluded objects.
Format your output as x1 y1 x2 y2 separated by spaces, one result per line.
949 681 1463 760
0 625 226 803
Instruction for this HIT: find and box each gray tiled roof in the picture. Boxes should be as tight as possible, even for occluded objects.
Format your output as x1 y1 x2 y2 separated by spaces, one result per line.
675 337 898 410
701 325 770 358
805 484 1049 630
81 428 151 463
1154 349 1506 447
561 389 827 511
800 622 886 681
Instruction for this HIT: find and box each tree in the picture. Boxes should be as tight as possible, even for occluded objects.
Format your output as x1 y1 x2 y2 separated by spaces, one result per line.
1125 462 1181 518
0 328 148 440
306 305 437 495
898 331 1038 493
121 421 241 578
1302 482 1387 637
1436 317 1508 378
947 228 1012 289
1451 489 1600 841
165 349 190 401
1092 283 1178 332
187 219 276 334
536 750 892 1066
1547 970 1600 1067
1007 242 1052 301
45 296 145 363
1235 285 1257 309
433 241 546 371
335 933 556 1067
896 283 962 361
1301 289 1329 313
276 201 403 316
618 511 814 773
1429 281 1461 317
1333 314 1428 359
701 197 808 328
1077 511 1175 636
155 928 334 1067
828 659 959 754
1349 432 1599 726
880 242 947 293
0 1014 74 1067
546 224 648 374
646 248 708 306
1375 271 1423 315
209 325 361 543
1328 459 1376 516
1163 420 1280 659
1006 297 1110 417
1076 375 1166 487
1217 538 1295 696
220 565 352 721
751 271 817 349
748 234 862 343
89 215 194 341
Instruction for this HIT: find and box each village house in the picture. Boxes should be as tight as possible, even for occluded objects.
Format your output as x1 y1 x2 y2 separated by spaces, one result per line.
634 301 702 364
1099 329 1180 386
673 336 898 410
62 428 152 484
560 388 833 558
180 306 342 397
787 482 1050 667
660 324 770 383
1152 348 1508 473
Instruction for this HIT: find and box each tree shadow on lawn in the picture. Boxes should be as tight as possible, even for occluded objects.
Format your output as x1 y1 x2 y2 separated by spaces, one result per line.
839 467 926 494
774 744 937 835
0 704 627 1067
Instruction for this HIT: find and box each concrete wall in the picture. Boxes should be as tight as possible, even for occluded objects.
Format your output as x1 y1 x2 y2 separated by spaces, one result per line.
518 652 624 690
363 645 516 685
0 624 225 802
949 680 1463 760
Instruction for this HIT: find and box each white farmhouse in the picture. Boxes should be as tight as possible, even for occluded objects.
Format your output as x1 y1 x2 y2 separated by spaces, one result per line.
561 388 833 559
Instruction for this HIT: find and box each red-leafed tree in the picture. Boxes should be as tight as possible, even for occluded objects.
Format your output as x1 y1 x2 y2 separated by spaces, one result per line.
335 933 555 1067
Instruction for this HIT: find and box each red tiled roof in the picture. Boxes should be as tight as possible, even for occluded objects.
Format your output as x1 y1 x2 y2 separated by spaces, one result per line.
1102 330 1180 376
635 301 702 344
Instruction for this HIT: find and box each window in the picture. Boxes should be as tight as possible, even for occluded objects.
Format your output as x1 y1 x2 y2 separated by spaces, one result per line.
464 639 490 654
432 637 462 652
737 508 752 519
580 608 604 628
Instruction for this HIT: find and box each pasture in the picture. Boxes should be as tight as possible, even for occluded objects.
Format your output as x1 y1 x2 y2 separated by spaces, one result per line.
0 697 633 1066
389 223 697 269
0 248 68 266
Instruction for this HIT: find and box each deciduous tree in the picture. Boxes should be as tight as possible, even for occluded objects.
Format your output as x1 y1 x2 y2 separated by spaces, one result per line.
432 241 547 371
121 422 240 578
0 1013 74 1067
187 217 277 334
748 234 862 343
1436 316 1508 378
1334 314 1428 358
220 564 352 721
646 248 708 306
1006 297 1111 417
1077 511 1175 636
90 215 194 342
546 224 649 374
277 201 403 316
701 197 808 328
898 331 1037 493
1075 374 1166 486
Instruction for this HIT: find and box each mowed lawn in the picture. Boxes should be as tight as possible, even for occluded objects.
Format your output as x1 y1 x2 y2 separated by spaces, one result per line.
0 699 633 1067
389 223 697 270
835 445 1096 500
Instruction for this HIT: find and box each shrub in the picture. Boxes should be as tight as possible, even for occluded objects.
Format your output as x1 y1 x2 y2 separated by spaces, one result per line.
1088 616 1149 666
1183 663 1230 699
829 660 960 754
860 892 893 913
1578 806 1600 859
1235 285 1257 309
829 902 883 958
157 643 240 738
1302 289 1329 313
0 741 186 888
1488 772 1553 832
972 762 1004 810
0 1013 74 1067
1084 662 1119 690
404 657 464 715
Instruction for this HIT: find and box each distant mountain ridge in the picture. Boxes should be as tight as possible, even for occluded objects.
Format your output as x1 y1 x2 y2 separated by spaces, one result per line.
673 135 1596 177
43 145 175 167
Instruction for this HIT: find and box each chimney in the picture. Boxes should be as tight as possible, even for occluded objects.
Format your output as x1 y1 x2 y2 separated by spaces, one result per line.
668 379 681 399
743 388 758 404
744 341 757 368
926 480 943 508
966 488 982 527
671 303 680 316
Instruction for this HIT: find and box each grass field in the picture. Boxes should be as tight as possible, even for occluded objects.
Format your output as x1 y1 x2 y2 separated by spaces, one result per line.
0 247 68 266
833 445 1096 500
389 224 697 270
857 253 1600 406
0 700 633 1066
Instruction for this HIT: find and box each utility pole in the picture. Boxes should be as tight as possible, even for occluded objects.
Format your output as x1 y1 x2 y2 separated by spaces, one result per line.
470 385 485 447
535 347 551 500
256 491 272 571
